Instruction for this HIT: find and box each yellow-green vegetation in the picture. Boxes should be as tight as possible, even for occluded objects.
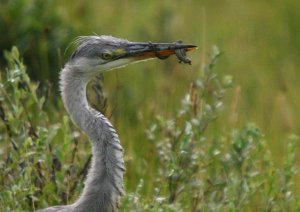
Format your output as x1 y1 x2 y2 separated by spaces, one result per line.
0 0 299 211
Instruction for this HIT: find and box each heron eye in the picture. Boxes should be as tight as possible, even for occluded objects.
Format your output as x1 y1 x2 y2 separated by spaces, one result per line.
100 52 113 60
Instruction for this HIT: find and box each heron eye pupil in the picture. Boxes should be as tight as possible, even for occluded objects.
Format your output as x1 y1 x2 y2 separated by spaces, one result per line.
101 52 112 60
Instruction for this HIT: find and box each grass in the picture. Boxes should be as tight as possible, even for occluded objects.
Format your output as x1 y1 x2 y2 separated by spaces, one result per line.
1 0 300 211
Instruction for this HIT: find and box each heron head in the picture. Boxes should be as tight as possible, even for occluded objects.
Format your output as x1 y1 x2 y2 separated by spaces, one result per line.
67 35 196 77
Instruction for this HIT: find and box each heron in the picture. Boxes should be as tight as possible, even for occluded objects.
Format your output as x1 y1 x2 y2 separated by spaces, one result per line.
38 35 196 212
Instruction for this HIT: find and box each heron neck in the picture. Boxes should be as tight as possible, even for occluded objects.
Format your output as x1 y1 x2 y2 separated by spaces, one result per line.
59 65 124 211
60 66 90 130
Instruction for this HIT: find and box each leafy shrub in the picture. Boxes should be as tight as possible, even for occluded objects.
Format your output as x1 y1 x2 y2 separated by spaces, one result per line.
0 47 298 211
122 46 299 211
0 47 88 211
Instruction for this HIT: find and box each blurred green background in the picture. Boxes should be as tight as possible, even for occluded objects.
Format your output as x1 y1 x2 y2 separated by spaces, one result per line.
1 0 300 204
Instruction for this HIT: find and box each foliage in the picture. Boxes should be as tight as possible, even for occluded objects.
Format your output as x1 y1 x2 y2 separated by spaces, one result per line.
121 46 300 211
1 46 299 211
0 47 89 211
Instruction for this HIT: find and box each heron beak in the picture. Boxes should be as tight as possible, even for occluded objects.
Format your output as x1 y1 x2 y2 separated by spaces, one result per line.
124 41 197 60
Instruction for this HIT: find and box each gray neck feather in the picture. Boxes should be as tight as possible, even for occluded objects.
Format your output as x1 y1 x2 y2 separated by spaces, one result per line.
39 65 125 212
